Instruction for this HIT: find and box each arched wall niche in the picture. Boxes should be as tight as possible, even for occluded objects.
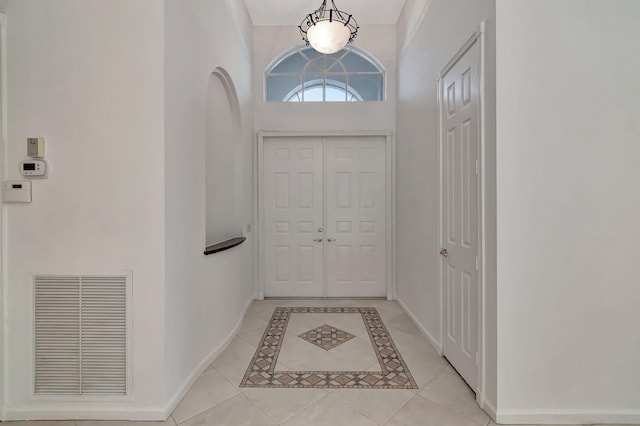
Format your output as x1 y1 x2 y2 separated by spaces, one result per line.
205 67 243 246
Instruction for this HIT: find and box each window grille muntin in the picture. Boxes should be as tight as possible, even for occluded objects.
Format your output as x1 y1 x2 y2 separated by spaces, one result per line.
266 46 385 102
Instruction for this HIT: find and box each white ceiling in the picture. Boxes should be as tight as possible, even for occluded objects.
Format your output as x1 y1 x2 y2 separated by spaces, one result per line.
242 0 407 26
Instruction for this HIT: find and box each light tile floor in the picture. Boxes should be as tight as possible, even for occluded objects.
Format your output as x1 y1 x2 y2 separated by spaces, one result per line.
4 299 635 426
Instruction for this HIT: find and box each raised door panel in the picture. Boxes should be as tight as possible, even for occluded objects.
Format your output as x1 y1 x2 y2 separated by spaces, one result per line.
325 137 387 297
264 138 324 297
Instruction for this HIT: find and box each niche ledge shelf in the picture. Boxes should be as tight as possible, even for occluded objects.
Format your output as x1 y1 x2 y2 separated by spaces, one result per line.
204 237 246 255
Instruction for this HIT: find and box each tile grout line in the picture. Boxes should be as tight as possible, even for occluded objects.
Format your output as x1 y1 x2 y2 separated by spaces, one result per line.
375 364 451 425
344 402 392 426
174 393 238 425
382 391 420 426
412 392 488 426
317 391 384 426
173 372 244 425
235 391 280 426
419 363 449 389
235 332 259 349
277 389 334 426
228 354 339 426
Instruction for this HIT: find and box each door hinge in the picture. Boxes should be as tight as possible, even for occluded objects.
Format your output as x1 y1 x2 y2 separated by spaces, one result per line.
475 160 478 175
476 352 480 367
475 256 479 271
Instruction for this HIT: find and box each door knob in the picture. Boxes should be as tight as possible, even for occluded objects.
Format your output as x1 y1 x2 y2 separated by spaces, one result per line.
440 248 448 257
317 227 324 233
327 238 336 242
314 238 323 242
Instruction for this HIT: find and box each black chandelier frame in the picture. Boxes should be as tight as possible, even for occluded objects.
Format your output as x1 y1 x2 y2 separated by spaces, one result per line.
298 0 359 48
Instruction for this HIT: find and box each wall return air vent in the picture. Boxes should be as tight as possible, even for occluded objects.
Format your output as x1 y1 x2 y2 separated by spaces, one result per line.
34 274 130 396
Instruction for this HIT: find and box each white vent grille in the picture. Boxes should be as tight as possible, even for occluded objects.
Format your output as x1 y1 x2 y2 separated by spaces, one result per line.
34 276 81 394
34 275 128 396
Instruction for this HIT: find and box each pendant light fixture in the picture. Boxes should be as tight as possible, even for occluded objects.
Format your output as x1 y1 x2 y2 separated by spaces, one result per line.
299 0 359 54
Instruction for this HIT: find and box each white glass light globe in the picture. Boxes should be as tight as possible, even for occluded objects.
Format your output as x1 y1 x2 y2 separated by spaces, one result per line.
307 20 351 54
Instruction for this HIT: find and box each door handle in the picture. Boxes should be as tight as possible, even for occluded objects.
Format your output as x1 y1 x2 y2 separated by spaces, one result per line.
327 238 336 242
440 248 448 257
314 238 323 242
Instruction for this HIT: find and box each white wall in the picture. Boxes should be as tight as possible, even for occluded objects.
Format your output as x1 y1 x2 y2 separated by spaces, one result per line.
395 0 496 406
0 0 256 418
0 0 166 418
495 0 640 423
164 0 255 409
0 12 5 417
396 0 430 52
253 25 396 133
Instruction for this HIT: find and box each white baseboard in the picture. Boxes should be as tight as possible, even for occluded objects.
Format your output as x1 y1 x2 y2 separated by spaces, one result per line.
162 297 254 418
481 398 497 422
3 297 254 422
4 406 167 421
496 408 640 424
395 296 442 355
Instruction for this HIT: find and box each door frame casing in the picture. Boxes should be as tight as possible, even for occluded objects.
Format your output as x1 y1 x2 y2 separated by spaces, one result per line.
437 23 487 402
255 130 396 300
0 12 7 420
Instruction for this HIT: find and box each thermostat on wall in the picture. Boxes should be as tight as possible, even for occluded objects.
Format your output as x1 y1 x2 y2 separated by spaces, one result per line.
20 159 47 177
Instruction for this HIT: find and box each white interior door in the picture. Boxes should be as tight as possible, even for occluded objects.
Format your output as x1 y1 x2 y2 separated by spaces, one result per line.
440 39 480 390
325 136 387 297
263 137 324 297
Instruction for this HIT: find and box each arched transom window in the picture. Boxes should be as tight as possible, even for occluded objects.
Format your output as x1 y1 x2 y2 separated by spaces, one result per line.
266 46 385 102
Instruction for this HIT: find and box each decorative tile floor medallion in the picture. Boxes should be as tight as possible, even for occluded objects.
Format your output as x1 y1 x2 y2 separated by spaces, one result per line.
240 307 418 389
298 324 356 350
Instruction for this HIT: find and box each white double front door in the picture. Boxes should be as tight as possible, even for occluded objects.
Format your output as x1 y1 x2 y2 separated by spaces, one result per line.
263 135 387 298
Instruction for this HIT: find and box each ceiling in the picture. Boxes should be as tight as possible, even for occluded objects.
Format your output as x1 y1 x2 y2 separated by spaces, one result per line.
242 0 407 26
